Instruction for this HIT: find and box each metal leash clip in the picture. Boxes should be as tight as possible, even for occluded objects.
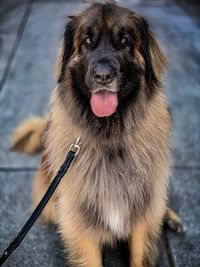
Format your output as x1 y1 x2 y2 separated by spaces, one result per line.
69 137 80 156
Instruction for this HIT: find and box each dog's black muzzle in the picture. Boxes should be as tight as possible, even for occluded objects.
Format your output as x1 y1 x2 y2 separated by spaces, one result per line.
90 57 120 86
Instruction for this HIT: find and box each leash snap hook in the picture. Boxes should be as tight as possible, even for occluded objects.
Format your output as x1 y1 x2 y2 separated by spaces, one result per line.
69 137 80 156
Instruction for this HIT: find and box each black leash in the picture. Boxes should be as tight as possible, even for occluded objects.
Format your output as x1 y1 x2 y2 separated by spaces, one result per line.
0 139 80 266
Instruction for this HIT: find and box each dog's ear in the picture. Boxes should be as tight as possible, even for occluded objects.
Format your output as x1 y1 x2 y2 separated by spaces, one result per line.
57 18 76 83
139 18 167 87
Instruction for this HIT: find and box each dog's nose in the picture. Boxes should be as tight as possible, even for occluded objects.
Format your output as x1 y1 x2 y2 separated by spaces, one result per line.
92 63 115 84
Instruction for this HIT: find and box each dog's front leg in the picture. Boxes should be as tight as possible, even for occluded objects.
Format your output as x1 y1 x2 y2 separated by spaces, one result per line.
60 224 102 267
130 196 166 267
130 218 159 267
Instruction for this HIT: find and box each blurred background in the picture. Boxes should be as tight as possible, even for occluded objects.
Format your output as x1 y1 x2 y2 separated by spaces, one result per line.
0 0 199 266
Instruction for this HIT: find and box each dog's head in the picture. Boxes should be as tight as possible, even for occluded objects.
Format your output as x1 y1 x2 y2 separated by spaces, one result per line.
57 3 167 137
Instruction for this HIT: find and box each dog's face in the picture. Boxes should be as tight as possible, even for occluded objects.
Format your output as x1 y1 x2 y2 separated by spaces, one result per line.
57 3 167 137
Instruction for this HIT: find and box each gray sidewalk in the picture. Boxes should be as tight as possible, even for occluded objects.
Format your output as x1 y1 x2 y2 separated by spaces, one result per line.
0 0 199 266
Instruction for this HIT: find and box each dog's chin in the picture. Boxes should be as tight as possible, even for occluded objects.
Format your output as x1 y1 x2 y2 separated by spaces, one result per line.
90 89 118 118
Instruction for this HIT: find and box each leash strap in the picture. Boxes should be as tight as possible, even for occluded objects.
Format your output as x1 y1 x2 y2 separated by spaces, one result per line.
0 141 80 266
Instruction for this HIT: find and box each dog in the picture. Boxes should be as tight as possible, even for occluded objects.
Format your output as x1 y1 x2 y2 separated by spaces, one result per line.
12 2 184 266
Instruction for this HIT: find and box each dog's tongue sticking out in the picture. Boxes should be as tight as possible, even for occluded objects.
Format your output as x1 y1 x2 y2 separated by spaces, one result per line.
90 91 118 117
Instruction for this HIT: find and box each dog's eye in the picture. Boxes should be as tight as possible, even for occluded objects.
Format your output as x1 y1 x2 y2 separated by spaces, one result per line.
121 36 129 46
83 36 91 47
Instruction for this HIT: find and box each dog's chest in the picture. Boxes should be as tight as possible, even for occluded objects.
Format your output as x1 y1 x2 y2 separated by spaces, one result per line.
76 147 151 237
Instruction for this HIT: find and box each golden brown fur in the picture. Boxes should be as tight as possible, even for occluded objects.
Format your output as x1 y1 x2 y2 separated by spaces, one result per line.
31 90 170 267
12 3 184 266
12 106 183 266
12 116 45 154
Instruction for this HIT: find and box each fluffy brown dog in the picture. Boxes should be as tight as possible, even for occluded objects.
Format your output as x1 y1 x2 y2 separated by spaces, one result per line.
13 2 184 267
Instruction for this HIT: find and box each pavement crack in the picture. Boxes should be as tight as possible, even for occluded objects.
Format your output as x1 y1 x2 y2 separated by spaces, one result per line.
0 167 38 172
173 165 200 170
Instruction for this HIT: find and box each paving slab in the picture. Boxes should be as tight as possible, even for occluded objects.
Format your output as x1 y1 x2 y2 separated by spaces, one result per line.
0 171 66 267
0 0 29 85
163 33 200 167
167 78 200 167
135 5 199 34
167 169 200 267
0 0 29 34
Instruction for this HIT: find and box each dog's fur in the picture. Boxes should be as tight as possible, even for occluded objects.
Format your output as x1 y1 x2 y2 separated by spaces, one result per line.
12 3 184 267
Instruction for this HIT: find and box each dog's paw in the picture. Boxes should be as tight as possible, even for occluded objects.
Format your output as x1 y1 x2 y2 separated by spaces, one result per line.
166 217 186 233
165 208 186 233
12 116 46 154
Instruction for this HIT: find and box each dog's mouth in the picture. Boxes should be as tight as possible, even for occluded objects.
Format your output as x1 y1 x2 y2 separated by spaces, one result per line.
90 89 118 117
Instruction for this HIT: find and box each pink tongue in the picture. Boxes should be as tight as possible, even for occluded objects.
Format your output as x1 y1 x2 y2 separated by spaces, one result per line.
90 91 118 117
